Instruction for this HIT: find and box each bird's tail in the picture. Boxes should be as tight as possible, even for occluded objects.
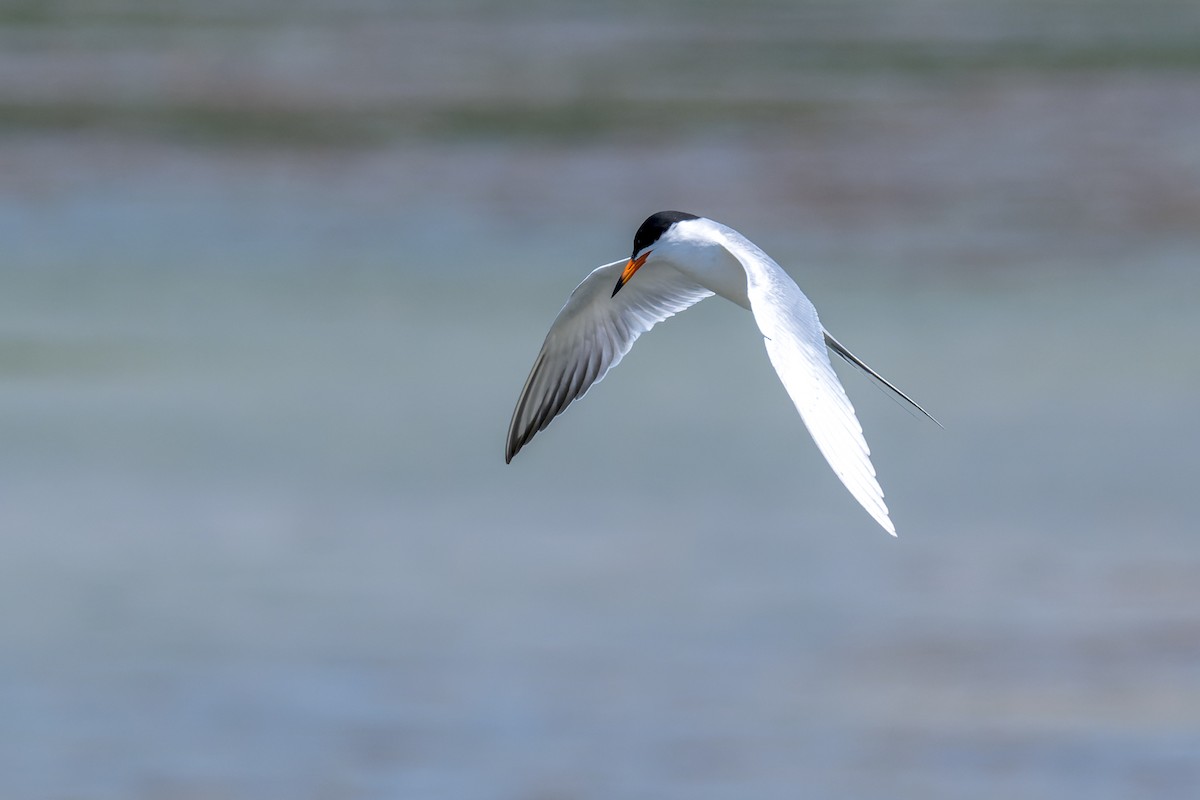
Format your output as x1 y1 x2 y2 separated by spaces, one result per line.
823 329 942 428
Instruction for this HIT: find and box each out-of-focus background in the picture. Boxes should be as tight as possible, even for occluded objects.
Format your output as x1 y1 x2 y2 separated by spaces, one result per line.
2 1 1198 798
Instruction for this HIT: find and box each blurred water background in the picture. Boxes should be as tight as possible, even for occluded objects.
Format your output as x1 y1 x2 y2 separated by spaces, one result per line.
2 1 1199 798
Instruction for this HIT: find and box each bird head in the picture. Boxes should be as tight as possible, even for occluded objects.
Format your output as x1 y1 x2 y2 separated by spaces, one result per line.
611 210 700 297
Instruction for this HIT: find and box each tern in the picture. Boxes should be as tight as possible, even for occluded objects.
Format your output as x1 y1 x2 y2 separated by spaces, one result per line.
505 211 936 535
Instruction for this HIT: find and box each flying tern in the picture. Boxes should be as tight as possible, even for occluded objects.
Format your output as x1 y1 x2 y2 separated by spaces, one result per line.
505 211 936 535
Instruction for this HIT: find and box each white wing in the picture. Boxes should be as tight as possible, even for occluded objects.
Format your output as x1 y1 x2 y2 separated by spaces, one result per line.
725 234 896 535
506 259 713 463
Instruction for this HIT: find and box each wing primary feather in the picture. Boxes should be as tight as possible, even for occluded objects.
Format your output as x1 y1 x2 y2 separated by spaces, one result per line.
506 350 547 463
505 260 713 462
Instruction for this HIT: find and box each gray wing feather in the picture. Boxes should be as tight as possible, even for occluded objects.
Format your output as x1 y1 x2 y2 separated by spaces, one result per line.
505 259 713 462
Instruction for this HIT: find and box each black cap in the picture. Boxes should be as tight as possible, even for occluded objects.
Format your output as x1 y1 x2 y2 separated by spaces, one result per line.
630 211 699 257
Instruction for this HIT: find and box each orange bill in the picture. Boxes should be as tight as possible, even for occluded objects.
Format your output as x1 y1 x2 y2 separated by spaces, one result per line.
611 251 650 297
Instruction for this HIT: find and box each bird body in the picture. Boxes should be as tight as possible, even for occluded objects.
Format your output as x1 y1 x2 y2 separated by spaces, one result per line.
506 212 935 536
646 216 753 308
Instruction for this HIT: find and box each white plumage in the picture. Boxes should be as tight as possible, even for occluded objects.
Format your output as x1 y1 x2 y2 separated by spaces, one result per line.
506 212 935 536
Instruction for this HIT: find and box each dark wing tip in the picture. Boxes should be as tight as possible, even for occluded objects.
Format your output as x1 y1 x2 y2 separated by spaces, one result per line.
505 421 529 463
504 433 525 464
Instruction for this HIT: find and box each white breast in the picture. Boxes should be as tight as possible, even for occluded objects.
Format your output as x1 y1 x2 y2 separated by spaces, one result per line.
652 218 753 309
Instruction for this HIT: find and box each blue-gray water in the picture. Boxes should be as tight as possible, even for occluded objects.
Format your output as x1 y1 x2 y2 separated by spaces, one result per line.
2 3 1199 798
